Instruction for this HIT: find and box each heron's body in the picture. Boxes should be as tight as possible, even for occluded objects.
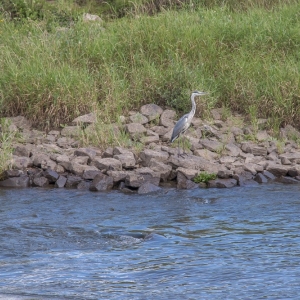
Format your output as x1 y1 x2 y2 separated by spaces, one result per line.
170 91 207 145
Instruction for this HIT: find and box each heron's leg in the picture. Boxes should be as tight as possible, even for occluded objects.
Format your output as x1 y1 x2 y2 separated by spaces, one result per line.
177 138 181 157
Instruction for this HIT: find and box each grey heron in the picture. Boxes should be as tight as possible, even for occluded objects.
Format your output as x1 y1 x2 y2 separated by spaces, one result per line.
171 90 207 156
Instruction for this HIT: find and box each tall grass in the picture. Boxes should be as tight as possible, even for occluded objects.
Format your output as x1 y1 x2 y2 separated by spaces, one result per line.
0 2 300 133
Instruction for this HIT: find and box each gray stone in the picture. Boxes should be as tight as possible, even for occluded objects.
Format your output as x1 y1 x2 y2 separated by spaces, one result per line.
74 148 97 161
103 147 114 158
280 124 300 140
69 162 91 176
266 162 288 177
241 142 267 156
138 182 162 194
162 128 173 142
233 169 256 186
71 156 89 165
125 173 145 188
148 159 172 182
277 176 300 184
13 144 31 157
65 175 82 188
55 175 67 188
136 168 160 186
230 127 244 136
12 156 32 169
90 174 114 191
254 173 268 184
287 168 299 177
141 134 160 145
200 139 223 152
168 155 211 171
9 116 32 130
77 181 91 190
140 104 163 121
82 168 102 180
33 177 49 187
93 157 122 171
177 171 198 189
219 156 236 164
208 178 237 188
281 157 292 165
217 169 233 179
0 176 30 188
113 152 136 169
113 147 132 155
279 152 300 164
256 130 270 141
129 112 148 124
72 112 96 125
267 152 279 162
43 169 59 183
32 153 51 168
5 169 24 177
56 137 76 148
151 126 171 136
160 109 176 128
54 154 70 170
262 170 276 180
140 149 169 167
125 123 147 138
176 167 198 180
107 170 130 183
225 143 241 157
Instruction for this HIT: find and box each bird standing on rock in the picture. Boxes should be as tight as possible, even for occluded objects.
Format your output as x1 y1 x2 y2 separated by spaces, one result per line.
170 90 207 156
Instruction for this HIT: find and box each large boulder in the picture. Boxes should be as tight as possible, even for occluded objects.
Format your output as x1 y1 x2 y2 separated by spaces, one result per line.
138 182 162 194
139 149 169 167
208 178 237 188
148 159 172 182
266 162 288 177
90 173 114 191
11 156 32 169
160 109 176 128
65 175 82 188
74 148 98 161
129 112 148 124
125 168 160 188
55 175 67 188
0 176 30 188
125 123 147 139
32 177 49 187
140 104 163 121
113 152 136 169
176 171 198 189
93 157 122 171
43 169 59 183
72 112 96 125
107 170 130 183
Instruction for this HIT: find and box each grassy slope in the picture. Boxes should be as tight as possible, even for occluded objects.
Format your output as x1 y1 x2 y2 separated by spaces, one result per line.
0 1 300 133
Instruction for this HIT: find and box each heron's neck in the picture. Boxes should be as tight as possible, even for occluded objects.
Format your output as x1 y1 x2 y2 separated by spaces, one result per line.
191 94 196 116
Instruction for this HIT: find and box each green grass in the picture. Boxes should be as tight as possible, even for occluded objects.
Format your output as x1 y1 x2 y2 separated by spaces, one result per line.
0 118 17 177
0 1 300 143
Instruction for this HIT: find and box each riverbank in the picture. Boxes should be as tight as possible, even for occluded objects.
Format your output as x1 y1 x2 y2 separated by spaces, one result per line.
1 104 300 193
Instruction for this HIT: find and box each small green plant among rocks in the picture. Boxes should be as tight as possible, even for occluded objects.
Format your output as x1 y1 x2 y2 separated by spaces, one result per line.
193 172 216 184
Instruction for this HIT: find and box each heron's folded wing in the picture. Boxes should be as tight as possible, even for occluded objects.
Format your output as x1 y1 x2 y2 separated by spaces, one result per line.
171 114 189 142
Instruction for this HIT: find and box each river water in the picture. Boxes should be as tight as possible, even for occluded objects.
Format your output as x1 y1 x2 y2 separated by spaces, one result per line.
0 184 300 299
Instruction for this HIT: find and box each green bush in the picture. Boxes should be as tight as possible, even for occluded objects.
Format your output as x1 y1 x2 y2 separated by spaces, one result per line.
193 172 217 184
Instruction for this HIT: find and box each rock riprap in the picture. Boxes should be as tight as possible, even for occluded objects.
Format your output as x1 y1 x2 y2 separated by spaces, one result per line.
2 106 300 193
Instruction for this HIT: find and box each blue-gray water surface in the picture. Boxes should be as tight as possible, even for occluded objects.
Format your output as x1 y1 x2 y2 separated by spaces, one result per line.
0 184 300 299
